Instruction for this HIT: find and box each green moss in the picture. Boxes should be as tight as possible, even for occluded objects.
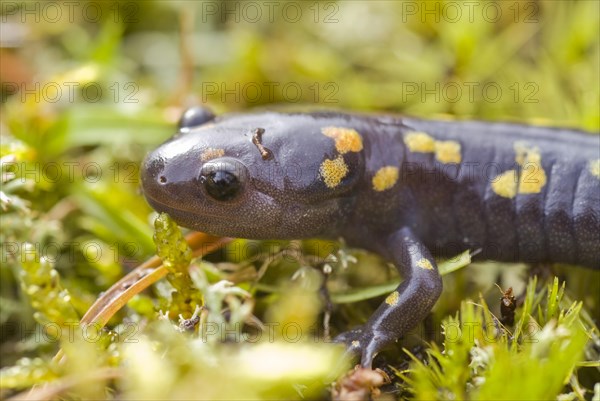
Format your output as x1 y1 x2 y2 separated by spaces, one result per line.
18 243 79 333
399 277 597 400
153 213 201 319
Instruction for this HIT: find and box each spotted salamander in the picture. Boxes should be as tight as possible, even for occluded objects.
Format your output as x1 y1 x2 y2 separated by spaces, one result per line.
141 107 600 367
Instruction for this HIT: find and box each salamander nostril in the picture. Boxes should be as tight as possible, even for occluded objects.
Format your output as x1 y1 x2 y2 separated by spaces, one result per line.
144 155 167 186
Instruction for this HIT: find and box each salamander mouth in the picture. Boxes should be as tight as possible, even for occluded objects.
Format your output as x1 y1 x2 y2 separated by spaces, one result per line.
143 197 231 236
142 191 285 238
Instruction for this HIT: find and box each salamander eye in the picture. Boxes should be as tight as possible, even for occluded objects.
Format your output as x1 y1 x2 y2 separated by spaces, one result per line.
178 106 215 131
199 159 246 201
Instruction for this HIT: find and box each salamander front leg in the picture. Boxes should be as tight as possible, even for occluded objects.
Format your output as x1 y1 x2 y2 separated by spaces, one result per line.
335 227 443 368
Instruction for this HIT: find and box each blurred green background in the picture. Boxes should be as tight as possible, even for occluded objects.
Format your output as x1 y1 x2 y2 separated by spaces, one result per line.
1 1 599 400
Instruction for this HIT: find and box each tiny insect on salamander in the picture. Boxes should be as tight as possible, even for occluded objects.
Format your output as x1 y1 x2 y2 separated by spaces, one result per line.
141 106 600 367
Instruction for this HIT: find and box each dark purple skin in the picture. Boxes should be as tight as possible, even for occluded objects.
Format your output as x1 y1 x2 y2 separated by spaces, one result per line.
141 107 600 367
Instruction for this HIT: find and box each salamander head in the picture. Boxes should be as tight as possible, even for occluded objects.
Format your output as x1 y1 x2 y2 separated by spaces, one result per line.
141 107 365 239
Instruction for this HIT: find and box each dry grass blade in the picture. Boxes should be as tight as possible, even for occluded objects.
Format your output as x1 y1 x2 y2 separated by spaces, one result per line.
53 232 230 363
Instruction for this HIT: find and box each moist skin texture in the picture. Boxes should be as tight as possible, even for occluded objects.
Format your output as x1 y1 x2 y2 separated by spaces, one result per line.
142 108 600 367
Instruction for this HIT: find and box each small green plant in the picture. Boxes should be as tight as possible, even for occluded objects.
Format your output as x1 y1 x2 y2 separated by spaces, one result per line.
399 277 598 400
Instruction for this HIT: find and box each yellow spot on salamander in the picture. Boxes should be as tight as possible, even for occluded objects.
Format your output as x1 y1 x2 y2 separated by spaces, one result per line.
372 166 399 192
351 340 360 348
200 147 225 162
322 127 363 154
319 155 349 188
404 131 435 153
434 140 462 164
416 258 434 270
404 132 462 164
589 159 600 179
493 144 548 197
385 291 400 306
492 170 518 198
517 146 547 194
513 141 529 166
